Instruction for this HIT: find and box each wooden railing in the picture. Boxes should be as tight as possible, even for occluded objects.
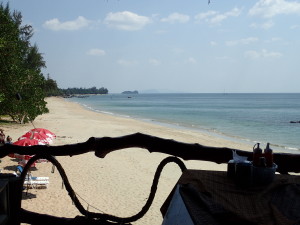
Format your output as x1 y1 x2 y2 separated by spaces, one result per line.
0 133 300 225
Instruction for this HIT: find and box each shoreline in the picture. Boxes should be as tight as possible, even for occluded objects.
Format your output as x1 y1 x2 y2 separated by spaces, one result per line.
1 97 254 224
66 97 255 152
67 93 300 153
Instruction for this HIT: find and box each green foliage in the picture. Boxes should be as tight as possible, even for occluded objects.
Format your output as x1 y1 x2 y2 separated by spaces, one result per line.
0 93 4 102
60 87 108 95
0 3 48 123
43 74 62 96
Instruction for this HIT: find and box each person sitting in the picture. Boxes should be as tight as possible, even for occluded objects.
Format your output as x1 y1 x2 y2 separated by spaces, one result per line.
6 136 12 144
0 129 5 145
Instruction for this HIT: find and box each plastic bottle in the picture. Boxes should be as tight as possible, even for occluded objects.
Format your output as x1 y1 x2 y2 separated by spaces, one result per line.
264 143 273 167
253 143 263 167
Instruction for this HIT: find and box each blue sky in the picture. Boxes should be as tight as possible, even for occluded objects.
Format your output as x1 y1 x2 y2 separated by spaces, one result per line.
5 0 300 93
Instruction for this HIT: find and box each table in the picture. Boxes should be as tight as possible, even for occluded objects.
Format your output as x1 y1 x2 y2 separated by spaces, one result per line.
161 170 300 225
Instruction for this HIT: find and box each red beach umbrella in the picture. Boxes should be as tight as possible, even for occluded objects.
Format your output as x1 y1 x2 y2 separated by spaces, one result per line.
8 128 54 165
30 128 56 139
11 139 39 167
13 138 39 146
8 139 39 158
20 131 50 145
21 128 56 144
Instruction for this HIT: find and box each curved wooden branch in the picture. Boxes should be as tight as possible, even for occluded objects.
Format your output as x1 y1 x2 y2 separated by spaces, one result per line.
0 132 299 174
94 133 244 163
19 208 126 225
20 155 186 224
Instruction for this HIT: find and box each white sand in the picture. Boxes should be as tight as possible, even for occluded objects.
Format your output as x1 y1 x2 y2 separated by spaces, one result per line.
0 97 253 224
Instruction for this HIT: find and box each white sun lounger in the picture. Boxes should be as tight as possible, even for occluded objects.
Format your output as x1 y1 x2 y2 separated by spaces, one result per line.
29 176 49 181
23 179 49 189
15 166 50 189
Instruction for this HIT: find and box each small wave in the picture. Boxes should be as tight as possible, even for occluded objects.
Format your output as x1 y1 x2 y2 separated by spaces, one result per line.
100 110 131 118
270 143 300 152
194 128 298 152
285 147 300 151
98 110 115 116
67 96 300 153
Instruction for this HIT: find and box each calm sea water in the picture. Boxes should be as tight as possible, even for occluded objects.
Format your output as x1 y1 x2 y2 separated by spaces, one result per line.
67 93 300 153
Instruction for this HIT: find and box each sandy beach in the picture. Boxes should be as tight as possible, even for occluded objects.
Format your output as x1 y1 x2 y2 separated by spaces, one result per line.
0 97 253 224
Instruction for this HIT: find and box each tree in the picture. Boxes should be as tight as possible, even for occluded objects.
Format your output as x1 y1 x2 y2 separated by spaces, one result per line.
60 87 108 95
43 74 61 96
0 3 48 123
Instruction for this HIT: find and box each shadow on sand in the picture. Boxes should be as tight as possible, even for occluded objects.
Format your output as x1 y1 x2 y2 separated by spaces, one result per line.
4 165 37 172
22 192 37 200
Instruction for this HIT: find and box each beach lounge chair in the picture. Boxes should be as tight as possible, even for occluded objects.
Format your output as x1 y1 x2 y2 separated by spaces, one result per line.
23 179 49 189
15 166 49 189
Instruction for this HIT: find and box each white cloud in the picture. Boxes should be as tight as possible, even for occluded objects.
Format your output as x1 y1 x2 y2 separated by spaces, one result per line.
211 8 242 24
244 50 260 59
172 48 185 54
210 41 217 46
249 0 300 18
195 7 242 25
87 49 106 56
155 29 168 34
161 13 190 24
290 24 300 29
185 57 197 64
104 11 151 31
117 59 138 66
244 49 282 59
43 16 91 31
226 37 258 46
195 11 218 21
265 37 281 43
250 20 274 29
149 59 161 66
215 56 236 62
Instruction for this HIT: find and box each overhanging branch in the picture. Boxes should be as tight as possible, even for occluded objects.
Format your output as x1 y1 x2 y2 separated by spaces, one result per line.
0 132 299 174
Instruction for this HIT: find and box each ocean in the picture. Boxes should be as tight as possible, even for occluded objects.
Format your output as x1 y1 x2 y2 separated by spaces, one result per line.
67 93 300 153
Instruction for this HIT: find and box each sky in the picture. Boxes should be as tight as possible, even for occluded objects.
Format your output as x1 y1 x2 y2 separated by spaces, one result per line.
5 0 300 93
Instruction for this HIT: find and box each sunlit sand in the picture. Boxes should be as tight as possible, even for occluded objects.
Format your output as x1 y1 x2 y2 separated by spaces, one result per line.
0 97 253 225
